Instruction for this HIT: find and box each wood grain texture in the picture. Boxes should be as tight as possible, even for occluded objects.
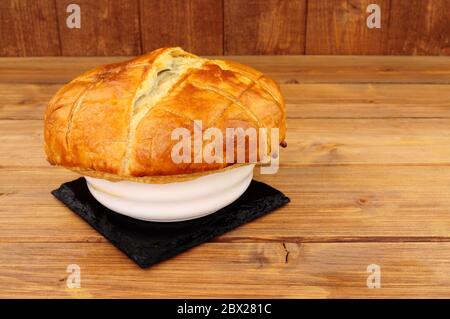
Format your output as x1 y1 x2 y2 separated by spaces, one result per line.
387 0 450 55
0 56 125 84
0 0 60 56
4 118 450 167
1 0 450 56
1 242 450 298
4 82 450 120
284 83 450 118
2 165 450 243
0 83 59 120
140 0 223 55
306 0 390 54
2 56 450 84
224 0 306 55
305 0 450 56
1 56 450 297
283 118 450 165
55 0 141 56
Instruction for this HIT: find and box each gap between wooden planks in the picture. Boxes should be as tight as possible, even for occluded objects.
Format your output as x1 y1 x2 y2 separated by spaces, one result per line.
1 242 450 298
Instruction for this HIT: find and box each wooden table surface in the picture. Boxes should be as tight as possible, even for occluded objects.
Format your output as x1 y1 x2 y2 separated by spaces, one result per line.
1 55 450 298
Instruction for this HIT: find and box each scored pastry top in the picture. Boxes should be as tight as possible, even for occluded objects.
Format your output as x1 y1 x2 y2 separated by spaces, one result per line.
44 47 286 181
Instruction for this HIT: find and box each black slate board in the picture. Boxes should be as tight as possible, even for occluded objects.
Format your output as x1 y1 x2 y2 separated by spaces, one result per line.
51 177 290 268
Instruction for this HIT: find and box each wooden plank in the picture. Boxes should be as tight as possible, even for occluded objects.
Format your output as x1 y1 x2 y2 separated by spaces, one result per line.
387 0 450 55
2 165 450 242
0 83 59 120
219 56 450 84
0 0 60 56
0 121 48 167
0 57 125 84
1 242 450 297
305 0 390 55
284 83 450 118
140 0 223 55
55 0 141 56
282 118 450 165
224 0 306 55
2 56 450 84
4 118 450 167
3 83 450 120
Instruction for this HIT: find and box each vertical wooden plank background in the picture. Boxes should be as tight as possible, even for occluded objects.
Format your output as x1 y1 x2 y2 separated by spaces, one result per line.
0 0 60 56
387 0 450 55
224 0 306 55
140 0 223 55
305 0 390 55
306 0 450 55
0 0 449 56
56 0 141 56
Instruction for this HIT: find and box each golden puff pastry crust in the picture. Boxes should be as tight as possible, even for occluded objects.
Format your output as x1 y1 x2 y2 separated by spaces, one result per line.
44 47 286 182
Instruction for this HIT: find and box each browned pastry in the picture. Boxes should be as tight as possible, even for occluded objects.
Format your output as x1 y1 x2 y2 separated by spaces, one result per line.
44 47 286 182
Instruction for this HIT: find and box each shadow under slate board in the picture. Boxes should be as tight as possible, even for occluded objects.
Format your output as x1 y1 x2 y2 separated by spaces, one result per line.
51 178 290 268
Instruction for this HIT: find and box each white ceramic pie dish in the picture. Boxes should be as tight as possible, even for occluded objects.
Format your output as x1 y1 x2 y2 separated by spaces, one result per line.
84 164 255 222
